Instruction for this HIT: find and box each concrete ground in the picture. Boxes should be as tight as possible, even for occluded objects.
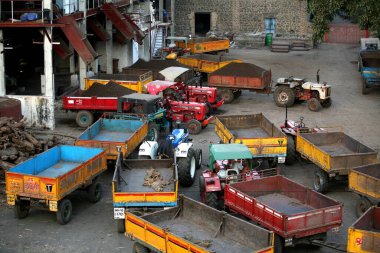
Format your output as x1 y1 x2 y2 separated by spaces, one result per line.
1 43 379 253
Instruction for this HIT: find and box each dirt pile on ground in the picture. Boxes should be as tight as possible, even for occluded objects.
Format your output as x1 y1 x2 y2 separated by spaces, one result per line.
81 81 135 97
143 168 171 192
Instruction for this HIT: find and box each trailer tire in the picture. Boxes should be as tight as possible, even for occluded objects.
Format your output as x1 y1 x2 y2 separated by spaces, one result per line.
87 182 102 203
321 98 332 108
274 235 284 253
233 90 242 98
147 123 159 142
14 199 30 219
178 148 196 187
133 242 150 253
356 196 372 218
219 89 234 104
117 219 125 233
195 149 202 170
56 199 72 225
362 77 369 95
187 119 202 135
205 192 219 210
76 110 94 128
273 86 295 107
285 136 296 165
313 169 329 193
307 98 322 112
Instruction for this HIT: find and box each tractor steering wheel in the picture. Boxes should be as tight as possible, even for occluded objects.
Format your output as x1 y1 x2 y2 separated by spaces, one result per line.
296 116 306 128
288 76 294 82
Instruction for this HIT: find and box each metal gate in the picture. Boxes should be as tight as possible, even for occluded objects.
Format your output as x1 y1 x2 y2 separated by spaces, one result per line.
324 24 367 44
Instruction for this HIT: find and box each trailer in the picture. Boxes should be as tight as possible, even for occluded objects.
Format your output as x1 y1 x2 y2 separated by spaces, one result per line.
225 175 343 253
358 38 380 94
208 62 271 103
178 54 242 74
175 37 230 54
215 114 287 165
125 195 274 253
6 145 107 224
84 70 153 93
296 131 378 193
75 117 148 160
347 206 380 253
349 163 380 217
112 152 178 233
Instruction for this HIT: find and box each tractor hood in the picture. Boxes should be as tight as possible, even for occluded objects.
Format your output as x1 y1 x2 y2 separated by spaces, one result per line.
210 144 252 162
145 80 178 95
302 81 331 89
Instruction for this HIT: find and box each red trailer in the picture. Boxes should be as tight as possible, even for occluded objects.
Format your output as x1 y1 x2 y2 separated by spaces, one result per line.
224 175 343 253
208 62 272 103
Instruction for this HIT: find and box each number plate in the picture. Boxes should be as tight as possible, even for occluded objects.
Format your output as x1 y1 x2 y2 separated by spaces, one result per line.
278 157 286 164
7 195 15 205
49 201 58 212
114 208 125 219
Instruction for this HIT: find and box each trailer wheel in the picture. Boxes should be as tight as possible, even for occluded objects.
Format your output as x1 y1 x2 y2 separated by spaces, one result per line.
321 98 332 108
14 199 30 219
147 122 159 142
117 219 125 233
274 235 284 253
133 242 150 253
307 98 322 112
87 181 102 203
285 136 296 165
362 77 369 95
273 86 295 107
178 148 196 187
313 169 329 193
356 196 372 218
56 199 72 225
187 119 202 135
205 192 220 210
76 110 94 128
219 89 234 104
233 90 242 98
195 149 202 170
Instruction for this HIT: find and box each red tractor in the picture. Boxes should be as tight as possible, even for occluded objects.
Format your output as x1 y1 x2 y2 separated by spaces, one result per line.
200 144 278 210
145 80 224 114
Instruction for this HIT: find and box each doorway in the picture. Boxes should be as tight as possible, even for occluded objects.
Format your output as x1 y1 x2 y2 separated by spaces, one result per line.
195 13 211 36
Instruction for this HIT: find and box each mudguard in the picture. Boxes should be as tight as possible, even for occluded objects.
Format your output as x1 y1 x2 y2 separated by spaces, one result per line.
175 142 193 158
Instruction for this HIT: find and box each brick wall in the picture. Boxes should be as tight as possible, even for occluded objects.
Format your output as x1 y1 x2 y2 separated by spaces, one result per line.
175 0 311 38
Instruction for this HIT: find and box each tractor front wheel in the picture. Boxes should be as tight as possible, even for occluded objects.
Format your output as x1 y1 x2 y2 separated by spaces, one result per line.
177 148 197 187
187 119 202 135
321 98 332 108
273 86 295 107
307 98 322 112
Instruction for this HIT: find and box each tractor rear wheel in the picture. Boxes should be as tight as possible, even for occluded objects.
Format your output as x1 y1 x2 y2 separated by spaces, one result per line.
313 168 329 193
14 199 30 219
178 148 196 187
356 196 372 218
187 119 202 135
219 89 234 104
285 136 296 165
76 110 94 128
362 77 369 95
307 98 322 112
133 242 150 253
195 149 202 170
205 192 219 210
321 98 332 108
274 86 295 107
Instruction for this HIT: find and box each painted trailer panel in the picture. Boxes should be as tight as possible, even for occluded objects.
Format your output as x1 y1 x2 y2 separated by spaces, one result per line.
349 163 380 201
176 38 230 54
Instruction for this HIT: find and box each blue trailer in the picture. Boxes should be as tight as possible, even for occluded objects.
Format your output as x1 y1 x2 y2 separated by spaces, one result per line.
6 145 107 224
358 38 380 94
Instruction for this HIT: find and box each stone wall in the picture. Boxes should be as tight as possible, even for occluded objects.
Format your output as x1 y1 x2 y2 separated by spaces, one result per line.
175 0 311 39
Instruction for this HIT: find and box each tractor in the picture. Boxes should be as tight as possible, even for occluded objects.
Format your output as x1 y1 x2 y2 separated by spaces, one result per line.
273 70 332 112
199 144 278 210
138 128 202 187
116 93 170 141
145 80 224 114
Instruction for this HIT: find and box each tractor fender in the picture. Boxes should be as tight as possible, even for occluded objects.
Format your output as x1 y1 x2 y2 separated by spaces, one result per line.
175 142 193 158
138 141 159 159
202 171 222 192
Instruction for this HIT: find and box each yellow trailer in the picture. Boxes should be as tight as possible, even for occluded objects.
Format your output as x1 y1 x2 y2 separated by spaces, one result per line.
178 54 242 74
215 114 287 165
347 206 380 253
176 37 230 54
349 163 380 217
296 131 377 193
125 195 274 253
84 70 153 93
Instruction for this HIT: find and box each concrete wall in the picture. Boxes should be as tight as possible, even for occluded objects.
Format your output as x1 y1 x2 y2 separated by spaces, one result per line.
175 0 310 38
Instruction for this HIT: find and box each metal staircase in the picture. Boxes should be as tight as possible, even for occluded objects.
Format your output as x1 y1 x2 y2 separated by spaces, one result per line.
152 24 166 59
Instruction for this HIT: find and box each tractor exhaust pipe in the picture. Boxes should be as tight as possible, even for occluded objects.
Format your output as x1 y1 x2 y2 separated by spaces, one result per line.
317 69 320 83
285 105 288 127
